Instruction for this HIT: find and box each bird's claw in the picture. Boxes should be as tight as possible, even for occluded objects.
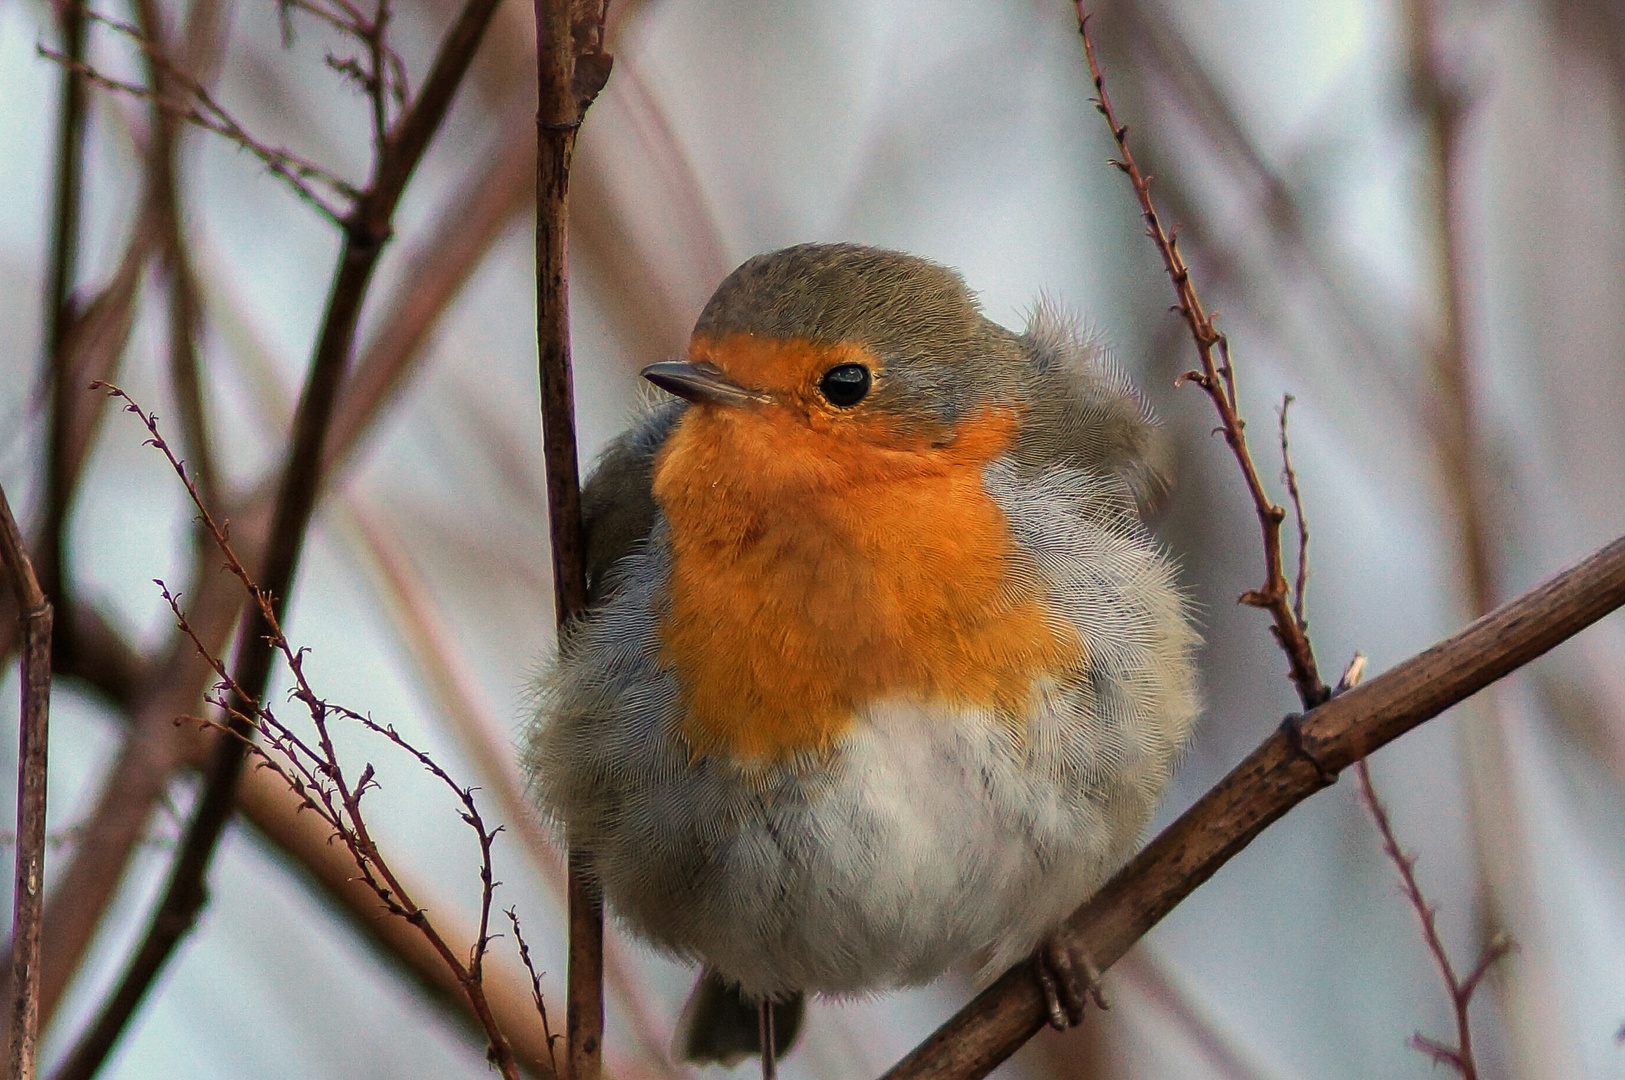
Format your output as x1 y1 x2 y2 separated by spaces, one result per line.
1035 938 1109 1030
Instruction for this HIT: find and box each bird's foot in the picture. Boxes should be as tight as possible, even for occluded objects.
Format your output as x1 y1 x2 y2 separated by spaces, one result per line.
1035 937 1110 1030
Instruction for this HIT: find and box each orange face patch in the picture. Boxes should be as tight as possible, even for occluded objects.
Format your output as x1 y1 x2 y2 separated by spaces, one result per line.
652 334 1085 763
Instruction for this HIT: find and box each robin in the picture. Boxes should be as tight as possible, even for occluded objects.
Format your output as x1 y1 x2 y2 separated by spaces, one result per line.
528 243 1198 1070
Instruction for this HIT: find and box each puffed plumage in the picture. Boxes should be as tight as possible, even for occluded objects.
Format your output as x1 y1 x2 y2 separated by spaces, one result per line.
527 243 1198 1054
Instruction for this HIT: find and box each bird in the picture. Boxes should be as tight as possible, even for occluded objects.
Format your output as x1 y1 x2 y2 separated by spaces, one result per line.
527 242 1199 1072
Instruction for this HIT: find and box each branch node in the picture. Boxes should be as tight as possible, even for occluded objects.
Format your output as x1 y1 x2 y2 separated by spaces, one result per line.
1279 713 1337 787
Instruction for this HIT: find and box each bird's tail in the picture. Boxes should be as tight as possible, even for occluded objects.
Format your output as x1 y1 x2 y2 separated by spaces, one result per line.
676 969 804 1068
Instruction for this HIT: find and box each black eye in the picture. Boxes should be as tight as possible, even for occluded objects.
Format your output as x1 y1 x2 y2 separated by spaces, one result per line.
818 363 871 407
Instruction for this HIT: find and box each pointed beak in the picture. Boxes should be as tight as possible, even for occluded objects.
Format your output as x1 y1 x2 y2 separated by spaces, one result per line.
640 361 770 408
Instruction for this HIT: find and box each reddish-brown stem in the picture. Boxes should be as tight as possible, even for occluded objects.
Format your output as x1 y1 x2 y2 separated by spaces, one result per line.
534 1 611 1077
1076 5 1327 709
1 483 53 1080
508 907 563 1080
881 532 1625 1079
1355 759 1511 1079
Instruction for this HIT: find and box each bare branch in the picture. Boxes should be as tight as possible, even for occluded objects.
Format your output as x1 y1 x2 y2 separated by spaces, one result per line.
233 762 562 1075
507 907 563 1080
48 394 543 1080
38 28 357 223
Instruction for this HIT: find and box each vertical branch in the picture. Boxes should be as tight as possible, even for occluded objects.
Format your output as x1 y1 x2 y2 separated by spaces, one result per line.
40 0 92 621
534 2 611 1079
0 483 53 1080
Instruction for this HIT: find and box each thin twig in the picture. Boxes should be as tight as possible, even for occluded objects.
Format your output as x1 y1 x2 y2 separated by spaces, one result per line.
1076 5 1327 709
1277 395 1309 632
1355 759 1513 1079
507 907 563 1080
881 532 1625 1080
0 483 53 1080
233 760 562 1073
17 74 535 1060
534 1 612 1077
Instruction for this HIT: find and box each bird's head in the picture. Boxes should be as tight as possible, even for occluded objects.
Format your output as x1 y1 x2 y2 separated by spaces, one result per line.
644 243 1025 496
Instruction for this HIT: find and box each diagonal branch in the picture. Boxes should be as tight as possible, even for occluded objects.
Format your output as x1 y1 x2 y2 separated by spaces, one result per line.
881 532 1625 1080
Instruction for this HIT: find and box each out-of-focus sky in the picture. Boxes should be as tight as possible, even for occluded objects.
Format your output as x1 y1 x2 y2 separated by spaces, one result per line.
2 0 1624 1077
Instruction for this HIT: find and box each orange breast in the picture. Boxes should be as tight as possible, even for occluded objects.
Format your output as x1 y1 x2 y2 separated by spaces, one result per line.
652 374 1085 763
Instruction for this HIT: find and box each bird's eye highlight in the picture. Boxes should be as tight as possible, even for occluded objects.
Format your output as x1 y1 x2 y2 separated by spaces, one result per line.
818 363 871 407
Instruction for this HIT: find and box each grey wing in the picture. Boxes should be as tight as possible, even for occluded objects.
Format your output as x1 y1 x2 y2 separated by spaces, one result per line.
579 399 686 606
1010 298 1171 512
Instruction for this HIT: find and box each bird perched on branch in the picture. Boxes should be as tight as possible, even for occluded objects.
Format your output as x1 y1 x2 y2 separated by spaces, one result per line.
528 243 1198 1071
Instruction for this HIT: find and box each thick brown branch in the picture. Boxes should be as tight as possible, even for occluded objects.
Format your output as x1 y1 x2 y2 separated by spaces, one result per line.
1 483 53 1080
881 533 1625 1080
1076 6 1326 708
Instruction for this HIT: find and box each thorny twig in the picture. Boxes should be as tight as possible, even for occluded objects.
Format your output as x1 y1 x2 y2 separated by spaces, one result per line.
92 386 542 1080
508 907 563 1080
1355 758 1513 1079
1076 4 1328 709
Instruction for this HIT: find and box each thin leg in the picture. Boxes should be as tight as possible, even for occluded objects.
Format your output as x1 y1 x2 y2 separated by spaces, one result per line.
759 997 776 1080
